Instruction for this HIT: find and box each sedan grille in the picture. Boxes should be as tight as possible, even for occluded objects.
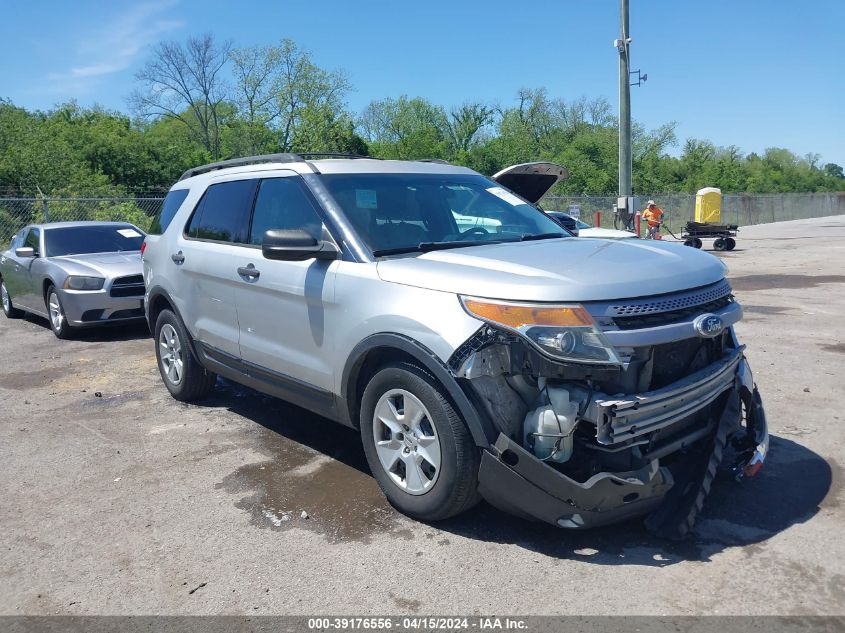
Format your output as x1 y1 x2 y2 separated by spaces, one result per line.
110 275 145 297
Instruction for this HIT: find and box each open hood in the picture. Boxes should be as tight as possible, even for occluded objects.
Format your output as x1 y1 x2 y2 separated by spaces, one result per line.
491 162 569 204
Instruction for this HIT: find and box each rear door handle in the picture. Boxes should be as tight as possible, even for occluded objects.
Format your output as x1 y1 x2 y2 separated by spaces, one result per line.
171 251 185 264
237 265 260 279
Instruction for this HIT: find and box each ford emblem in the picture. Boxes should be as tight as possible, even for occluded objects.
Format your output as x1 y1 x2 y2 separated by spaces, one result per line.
693 313 725 338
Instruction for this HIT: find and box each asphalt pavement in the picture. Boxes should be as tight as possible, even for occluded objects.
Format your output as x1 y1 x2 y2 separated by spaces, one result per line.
1 215 844 615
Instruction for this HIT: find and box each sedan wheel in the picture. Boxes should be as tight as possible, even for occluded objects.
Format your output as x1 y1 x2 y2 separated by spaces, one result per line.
1 281 22 318
372 388 441 495
47 288 73 338
158 323 184 386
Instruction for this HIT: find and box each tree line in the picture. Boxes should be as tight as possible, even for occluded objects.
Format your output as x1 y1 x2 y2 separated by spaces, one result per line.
1 34 842 198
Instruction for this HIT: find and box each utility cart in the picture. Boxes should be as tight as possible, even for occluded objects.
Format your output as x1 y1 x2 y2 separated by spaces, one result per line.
682 187 738 251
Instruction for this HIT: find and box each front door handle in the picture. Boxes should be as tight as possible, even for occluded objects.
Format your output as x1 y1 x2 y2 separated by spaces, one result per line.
237 265 260 279
171 251 185 264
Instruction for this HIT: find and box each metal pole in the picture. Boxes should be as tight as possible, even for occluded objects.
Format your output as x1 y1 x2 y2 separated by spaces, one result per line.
618 0 632 197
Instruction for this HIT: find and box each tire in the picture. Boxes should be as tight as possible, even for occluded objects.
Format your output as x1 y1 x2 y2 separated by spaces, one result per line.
713 238 726 251
360 362 481 522
693 238 703 249
683 239 695 247
725 237 736 251
1 279 23 318
154 309 216 401
46 285 74 339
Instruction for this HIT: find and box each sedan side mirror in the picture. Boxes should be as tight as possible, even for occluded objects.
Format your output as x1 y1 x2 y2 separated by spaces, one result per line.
15 247 35 258
262 229 340 262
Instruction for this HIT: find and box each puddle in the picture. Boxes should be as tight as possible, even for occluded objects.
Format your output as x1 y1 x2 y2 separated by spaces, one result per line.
217 425 409 543
730 274 845 292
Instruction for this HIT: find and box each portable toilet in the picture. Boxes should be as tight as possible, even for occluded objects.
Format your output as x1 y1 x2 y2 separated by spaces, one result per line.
695 187 721 224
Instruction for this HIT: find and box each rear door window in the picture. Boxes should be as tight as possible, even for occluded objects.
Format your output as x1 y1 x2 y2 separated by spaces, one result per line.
185 180 257 243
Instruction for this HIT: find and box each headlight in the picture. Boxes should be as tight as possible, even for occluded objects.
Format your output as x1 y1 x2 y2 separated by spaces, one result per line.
63 276 105 291
460 296 621 365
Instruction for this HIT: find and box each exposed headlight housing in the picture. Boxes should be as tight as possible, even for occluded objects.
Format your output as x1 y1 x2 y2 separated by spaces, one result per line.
460 296 621 365
63 276 105 291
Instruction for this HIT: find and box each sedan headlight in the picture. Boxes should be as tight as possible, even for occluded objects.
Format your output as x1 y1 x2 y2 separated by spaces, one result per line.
460 296 621 365
63 276 105 291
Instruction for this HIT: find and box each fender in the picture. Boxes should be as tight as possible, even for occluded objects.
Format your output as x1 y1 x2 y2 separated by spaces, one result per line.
341 333 497 447
145 285 202 364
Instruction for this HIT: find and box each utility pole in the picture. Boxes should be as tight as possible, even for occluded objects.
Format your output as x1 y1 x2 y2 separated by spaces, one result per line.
617 0 632 198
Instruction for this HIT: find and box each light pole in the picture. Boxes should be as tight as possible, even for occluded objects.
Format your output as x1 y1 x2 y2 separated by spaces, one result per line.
616 0 632 198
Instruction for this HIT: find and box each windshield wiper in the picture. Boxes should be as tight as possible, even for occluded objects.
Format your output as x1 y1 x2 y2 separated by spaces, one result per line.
372 240 507 257
418 240 507 252
518 232 567 241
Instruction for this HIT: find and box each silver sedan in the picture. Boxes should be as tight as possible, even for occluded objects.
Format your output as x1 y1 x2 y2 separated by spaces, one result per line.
0 221 147 338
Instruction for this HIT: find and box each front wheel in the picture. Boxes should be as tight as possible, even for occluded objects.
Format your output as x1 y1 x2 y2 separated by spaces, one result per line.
360 362 481 522
154 309 216 401
1 280 23 318
47 286 73 339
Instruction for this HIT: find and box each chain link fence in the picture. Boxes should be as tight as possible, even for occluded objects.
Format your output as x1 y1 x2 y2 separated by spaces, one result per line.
1 191 843 246
0 197 164 244
542 192 845 236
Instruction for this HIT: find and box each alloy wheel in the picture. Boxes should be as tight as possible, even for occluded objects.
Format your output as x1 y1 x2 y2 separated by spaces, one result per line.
372 388 441 495
159 323 184 385
48 292 64 332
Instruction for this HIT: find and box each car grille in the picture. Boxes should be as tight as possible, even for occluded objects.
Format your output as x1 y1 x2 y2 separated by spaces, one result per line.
605 279 732 317
110 275 145 297
613 295 734 329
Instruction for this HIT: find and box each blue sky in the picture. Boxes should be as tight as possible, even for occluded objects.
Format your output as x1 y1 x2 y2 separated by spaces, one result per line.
1 0 843 165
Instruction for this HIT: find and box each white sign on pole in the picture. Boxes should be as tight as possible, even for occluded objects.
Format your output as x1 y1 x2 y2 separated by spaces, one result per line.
567 204 581 219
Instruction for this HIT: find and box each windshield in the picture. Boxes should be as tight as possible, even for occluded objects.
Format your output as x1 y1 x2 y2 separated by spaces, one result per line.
44 225 145 257
318 173 566 255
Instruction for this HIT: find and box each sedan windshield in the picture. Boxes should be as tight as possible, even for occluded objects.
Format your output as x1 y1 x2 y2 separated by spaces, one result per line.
44 225 145 257
317 173 567 255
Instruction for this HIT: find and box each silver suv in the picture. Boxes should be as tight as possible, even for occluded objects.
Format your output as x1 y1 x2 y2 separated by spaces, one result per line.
143 154 768 537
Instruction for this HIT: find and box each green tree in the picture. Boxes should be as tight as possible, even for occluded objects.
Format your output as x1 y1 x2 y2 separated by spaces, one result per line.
360 96 450 159
131 34 232 159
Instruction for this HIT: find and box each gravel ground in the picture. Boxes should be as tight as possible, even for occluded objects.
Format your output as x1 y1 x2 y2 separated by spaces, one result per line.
1 215 844 616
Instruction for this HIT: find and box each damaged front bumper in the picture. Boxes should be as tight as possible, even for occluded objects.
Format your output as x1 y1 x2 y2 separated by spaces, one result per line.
475 355 769 530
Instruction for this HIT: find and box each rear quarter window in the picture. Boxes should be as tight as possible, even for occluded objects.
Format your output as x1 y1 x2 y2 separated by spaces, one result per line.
148 189 190 235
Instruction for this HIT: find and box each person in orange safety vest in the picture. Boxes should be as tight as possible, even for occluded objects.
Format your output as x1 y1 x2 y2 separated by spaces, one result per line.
642 200 664 238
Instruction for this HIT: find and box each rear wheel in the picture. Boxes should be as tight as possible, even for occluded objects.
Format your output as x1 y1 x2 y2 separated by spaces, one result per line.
693 237 703 249
725 237 736 251
154 309 216 401
1 280 23 318
46 286 73 339
360 362 481 522
713 237 726 251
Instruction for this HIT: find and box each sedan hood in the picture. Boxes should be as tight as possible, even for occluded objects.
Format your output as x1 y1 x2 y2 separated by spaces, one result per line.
376 238 727 302
51 252 142 278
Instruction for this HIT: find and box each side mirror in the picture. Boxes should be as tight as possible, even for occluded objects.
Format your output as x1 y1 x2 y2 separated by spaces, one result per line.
261 229 340 262
15 247 35 258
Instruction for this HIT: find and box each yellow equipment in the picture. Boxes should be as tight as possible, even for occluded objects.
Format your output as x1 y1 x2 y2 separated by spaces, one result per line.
695 187 721 224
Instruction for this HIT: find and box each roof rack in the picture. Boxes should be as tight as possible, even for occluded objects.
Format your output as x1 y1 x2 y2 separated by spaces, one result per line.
177 152 373 181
